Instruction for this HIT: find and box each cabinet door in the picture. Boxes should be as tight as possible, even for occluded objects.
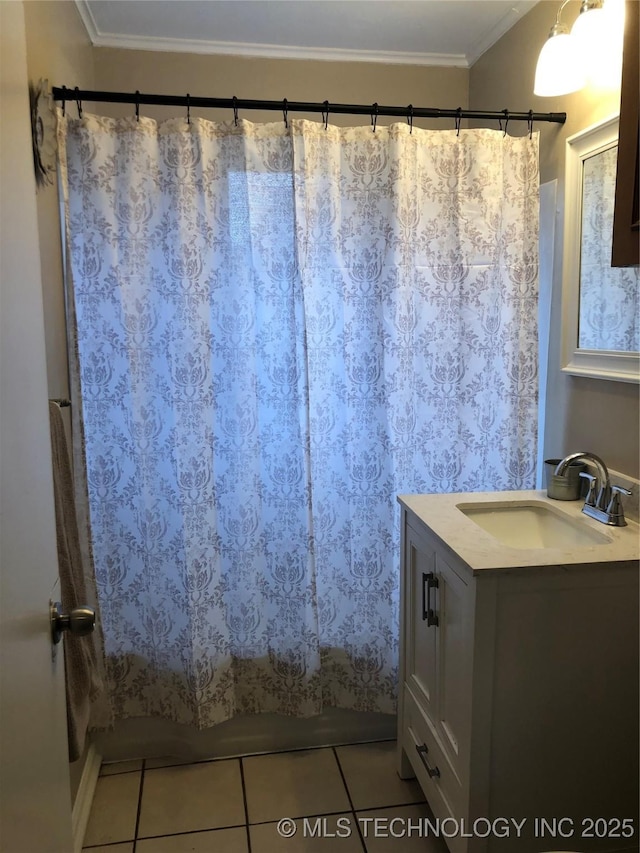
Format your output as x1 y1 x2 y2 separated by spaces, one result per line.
404 523 438 723
436 553 474 781
612 0 639 266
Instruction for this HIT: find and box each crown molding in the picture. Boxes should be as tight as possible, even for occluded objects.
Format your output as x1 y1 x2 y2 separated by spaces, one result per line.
74 0 99 44
73 0 468 67
85 31 469 67
466 0 538 67
74 0 537 68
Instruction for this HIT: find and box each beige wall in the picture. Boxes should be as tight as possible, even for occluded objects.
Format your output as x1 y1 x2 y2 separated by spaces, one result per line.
24 0 95 399
470 0 639 478
92 47 468 126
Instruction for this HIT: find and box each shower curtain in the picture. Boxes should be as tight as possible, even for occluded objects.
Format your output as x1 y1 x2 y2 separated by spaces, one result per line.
57 112 539 728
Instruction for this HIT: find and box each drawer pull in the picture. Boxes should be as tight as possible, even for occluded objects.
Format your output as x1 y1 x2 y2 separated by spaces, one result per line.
422 572 439 626
416 743 440 778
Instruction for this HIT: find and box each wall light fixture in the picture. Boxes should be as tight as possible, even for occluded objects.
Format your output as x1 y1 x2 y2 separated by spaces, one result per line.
534 0 625 97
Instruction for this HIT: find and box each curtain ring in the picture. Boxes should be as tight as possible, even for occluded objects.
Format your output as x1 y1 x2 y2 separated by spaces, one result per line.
61 84 66 117
283 98 288 129
371 102 378 133
502 108 509 137
232 95 239 126
322 100 329 131
135 90 140 122
528 109 534 140
186 93 191 125
407 104 413 135
455 107 462 137
74 86 82 119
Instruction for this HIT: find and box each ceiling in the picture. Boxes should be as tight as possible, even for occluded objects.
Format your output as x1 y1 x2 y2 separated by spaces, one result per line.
76 1 539 67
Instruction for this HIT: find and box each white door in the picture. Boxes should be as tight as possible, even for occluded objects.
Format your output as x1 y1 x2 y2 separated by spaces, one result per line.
0 3 74 851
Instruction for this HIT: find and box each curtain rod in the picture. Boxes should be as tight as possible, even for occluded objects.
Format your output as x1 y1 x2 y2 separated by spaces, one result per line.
52 87 566 126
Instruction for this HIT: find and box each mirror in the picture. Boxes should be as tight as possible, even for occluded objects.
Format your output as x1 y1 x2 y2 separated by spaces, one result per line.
561 114 640 383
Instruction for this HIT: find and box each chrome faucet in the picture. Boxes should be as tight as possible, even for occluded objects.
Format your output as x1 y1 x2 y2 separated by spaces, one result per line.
554 452 631 526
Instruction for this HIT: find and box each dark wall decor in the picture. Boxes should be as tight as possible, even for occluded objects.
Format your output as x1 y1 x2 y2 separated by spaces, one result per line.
29 78 57 189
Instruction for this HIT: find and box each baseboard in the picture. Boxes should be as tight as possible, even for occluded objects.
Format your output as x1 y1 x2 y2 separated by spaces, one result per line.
72 742 102 853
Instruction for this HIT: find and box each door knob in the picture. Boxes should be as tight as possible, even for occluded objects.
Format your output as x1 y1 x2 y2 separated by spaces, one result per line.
50 600 96 645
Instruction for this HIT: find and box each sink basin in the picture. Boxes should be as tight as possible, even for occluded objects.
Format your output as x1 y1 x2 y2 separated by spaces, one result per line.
456 501 612 549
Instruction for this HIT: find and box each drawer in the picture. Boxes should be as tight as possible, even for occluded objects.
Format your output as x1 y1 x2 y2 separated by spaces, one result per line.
402 685 467 852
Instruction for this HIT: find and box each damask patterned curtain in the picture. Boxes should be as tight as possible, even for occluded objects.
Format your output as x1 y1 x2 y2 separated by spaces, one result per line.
57 113 538 728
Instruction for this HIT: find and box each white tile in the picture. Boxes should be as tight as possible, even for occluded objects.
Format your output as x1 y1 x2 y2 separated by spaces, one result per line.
138 759 245 838
251 814 365 852
336 742 425 810
82 772 141 846
100 759 144 776
243 748 351 824
357 804 449 853
136 826 248 852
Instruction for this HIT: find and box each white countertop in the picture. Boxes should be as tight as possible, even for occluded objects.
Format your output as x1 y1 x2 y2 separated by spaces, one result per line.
398 490 640 573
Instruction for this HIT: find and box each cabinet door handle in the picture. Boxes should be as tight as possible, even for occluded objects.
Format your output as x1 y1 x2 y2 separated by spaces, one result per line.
416 743 440 778
421 572 439 626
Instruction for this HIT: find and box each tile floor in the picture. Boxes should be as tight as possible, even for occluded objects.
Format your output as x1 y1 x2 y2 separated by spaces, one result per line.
83 740 448 852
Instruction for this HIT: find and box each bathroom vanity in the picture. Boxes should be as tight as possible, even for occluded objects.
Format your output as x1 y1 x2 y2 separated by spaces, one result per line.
397 491 639 853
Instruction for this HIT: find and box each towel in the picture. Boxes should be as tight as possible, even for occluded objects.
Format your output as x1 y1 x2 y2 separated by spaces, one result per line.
49 401 102 761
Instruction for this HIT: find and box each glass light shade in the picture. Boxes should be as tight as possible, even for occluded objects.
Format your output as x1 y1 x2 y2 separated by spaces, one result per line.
534 31 586 96
573 0 625 89
571 5 607 57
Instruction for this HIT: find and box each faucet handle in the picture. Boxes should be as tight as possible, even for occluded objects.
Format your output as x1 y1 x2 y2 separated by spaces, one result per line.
606 485 632 524
610 484 632 497
606 484 632 507
579 471 597 506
